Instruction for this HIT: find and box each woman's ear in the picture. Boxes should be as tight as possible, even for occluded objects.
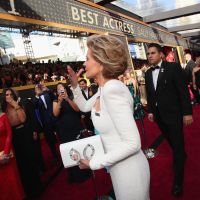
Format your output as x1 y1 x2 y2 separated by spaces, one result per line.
99 64 104 72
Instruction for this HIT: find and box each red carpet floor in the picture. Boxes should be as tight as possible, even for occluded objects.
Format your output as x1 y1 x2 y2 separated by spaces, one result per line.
40 139 62 185
37 105 200 200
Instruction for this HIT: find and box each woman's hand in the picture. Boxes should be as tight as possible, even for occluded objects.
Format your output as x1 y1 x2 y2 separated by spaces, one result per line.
6 95 18 108
183 115 193 126
148 113 154 122
33 132 38 140
79 159 90 169
58 94 64 103
61 91 69 101
0 154 10 165
193 84 197 90
67 66 84 89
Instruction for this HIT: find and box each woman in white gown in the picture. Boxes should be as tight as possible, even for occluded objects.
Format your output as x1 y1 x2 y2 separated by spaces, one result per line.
68 35 150 200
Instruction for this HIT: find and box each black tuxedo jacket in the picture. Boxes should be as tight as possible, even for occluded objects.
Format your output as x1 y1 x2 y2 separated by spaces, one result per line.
145 61 192 122
33 90 56 125
81 89 92 117
81 88 93 100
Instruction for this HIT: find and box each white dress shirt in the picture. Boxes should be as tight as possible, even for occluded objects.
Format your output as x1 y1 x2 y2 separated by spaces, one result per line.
83 89 89 99
40 95 47 109
152 60 162 89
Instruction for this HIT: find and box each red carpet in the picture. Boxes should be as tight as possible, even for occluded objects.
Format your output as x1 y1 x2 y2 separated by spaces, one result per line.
40 139 62 184
37 105 200 200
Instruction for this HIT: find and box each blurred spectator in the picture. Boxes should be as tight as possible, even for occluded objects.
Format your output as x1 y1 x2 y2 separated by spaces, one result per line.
184 53 200 103
32 84 58 161
192 57 200 99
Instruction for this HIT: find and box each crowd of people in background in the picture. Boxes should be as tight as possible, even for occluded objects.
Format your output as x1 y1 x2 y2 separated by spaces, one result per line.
0 60 84 89
0 39 200 200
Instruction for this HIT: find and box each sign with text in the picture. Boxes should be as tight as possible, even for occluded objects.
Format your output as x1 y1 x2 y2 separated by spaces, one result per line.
0 0 188 48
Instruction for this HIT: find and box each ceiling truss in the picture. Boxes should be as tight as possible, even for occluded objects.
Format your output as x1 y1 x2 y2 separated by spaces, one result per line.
168 23 200 32
143 4 200 23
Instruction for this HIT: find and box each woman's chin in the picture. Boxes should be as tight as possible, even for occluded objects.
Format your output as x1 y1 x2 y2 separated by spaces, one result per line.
85 72 92 79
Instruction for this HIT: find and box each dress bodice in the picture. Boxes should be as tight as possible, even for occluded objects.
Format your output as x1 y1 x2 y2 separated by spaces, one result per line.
91 93 123 153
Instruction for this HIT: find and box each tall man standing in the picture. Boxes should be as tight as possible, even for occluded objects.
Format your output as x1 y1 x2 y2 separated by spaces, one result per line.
145 43 193 197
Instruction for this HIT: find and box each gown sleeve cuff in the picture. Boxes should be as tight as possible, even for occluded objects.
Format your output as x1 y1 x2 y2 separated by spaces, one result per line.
89 156 104 170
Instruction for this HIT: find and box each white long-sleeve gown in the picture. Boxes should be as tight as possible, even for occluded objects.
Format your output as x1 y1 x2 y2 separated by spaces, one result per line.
72 79 150 200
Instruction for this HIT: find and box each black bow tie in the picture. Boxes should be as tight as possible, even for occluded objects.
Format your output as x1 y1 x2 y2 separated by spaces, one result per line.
151 66 160 71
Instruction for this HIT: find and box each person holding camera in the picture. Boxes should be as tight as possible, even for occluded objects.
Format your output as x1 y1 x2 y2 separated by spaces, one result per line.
53 83 91 183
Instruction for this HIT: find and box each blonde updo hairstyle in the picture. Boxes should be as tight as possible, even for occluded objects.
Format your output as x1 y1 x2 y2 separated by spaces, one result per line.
87 35 128 79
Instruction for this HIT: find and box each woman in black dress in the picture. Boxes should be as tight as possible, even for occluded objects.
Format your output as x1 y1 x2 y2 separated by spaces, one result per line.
53 83 91 183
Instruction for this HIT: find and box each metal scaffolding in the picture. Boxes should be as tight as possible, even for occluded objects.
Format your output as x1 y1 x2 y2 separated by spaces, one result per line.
21 30 35 61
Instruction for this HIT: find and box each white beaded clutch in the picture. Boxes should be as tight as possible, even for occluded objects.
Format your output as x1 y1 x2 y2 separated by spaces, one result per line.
60 135 105 168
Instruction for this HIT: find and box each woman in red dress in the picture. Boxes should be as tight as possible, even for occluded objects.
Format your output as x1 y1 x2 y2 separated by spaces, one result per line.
0 112 25 200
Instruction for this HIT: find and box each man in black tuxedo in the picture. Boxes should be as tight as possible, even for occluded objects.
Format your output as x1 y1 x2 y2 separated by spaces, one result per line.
79 79 92 100
22 98 46 174
184 53 200 103
78 78 94 132
145 43 193 197
33 84 58 161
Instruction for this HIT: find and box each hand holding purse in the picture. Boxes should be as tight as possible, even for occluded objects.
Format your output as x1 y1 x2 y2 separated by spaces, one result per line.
0 151 13 165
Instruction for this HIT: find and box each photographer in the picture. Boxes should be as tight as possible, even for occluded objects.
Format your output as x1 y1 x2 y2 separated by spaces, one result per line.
53 83 91 183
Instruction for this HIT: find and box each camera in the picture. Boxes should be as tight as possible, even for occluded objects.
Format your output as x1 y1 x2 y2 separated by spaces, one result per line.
58 89 65 95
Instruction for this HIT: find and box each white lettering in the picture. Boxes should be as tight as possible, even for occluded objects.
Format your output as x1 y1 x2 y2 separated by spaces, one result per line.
87 11 94 24
109 18 115 29
126 24 131 34
93 13 99 25
130 25 134 35
80 9 87 23
103 17 110 28
118 21 123 32
114 19 119 30
71 6 80 21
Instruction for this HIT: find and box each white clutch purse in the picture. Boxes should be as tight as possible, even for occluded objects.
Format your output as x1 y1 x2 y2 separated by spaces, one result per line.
60 135 105 168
